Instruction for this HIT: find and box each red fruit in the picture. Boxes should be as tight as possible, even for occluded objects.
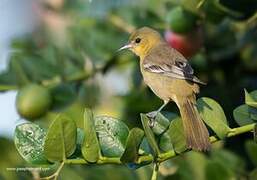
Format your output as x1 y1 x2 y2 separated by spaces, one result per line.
164 28 203 58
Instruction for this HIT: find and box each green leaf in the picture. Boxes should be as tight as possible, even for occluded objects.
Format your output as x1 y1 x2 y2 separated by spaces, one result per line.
245 140 257 166
186 151 207 180
197 97 230 139
233 104 257 126
166 116 187 153
78 81 100 108
21 57 60 82
166 6 198 34
139 137 152 155
250 168 257 180
10 58 30 86
245 89 257 108
50 83 77 110
211 149 244 172
120 128 144 163
44 115 77 162
0 70 18 86
151 113 170 135
205 161 234 180
169 0 202 14
159 113 179 152
95 116 129 157
14 123 49 164
140 114 160 157
159 134 173 152
76 128 85 147
70 128 85 158
82 109 100 163
0 84 17 91
254 124 257 143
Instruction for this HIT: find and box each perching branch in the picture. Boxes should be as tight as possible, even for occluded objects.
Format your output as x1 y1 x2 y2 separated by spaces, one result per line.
64 123 255 165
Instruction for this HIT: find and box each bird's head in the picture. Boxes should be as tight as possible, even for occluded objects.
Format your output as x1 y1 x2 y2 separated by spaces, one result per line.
118 27 163 58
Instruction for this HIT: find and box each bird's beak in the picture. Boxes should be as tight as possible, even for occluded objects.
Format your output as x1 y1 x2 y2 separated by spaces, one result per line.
117 43 133 51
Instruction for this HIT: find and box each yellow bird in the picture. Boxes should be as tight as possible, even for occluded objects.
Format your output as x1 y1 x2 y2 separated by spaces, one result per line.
119 27 210 151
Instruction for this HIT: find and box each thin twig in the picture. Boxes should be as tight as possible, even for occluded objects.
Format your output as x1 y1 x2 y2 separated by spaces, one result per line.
40 162 65 180
197 0 205 9
151 163 159 180
246 12 257 26
108 14 135 34
30 169 41 180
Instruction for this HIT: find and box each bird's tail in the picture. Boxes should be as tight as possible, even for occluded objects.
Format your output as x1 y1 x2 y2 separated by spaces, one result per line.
176 95 211 151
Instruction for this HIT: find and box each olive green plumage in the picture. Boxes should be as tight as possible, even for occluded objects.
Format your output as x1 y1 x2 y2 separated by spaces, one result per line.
120 27 210 151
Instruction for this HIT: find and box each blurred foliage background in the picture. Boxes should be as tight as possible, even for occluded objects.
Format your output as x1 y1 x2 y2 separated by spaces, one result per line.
0 0 257 179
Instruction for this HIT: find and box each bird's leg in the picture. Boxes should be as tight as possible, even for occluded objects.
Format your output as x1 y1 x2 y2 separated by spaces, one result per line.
146 100 169 128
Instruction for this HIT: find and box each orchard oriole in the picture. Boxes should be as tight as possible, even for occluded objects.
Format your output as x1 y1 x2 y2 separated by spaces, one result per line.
119 27 210 151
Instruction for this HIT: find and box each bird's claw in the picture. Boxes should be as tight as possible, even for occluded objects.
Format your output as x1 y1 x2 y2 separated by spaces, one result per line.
146 111 158 128
148 119 155 128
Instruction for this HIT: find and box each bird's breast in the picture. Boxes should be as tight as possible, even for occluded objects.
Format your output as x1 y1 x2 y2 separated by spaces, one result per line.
140 66 173 101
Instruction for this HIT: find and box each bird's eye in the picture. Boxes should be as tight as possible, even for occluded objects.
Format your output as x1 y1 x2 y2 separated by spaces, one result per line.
135 38 141 44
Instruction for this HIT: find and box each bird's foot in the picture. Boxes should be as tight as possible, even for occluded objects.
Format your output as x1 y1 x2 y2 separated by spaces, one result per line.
146 111 158 128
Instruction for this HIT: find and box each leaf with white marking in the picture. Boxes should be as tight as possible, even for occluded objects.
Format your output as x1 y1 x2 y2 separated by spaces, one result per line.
95 116 129 157
14 123 49 164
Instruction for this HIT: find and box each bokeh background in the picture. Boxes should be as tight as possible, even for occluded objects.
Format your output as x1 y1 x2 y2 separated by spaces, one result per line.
0 0 257 179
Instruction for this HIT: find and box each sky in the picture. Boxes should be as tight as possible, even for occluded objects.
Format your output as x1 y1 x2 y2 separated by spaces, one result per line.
0 0 38 138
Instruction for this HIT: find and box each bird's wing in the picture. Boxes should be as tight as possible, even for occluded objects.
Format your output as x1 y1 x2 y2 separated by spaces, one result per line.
143 47 206 85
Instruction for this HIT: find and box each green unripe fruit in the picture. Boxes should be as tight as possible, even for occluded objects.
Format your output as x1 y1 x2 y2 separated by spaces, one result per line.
203 0 226 24
16 84 52 120
167 6 198 34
